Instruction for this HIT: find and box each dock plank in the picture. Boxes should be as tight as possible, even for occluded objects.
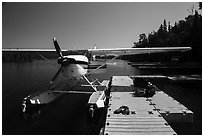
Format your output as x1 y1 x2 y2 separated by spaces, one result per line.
149 91 193 123
104 91 176 135
110 76 135 92
104 131 176 135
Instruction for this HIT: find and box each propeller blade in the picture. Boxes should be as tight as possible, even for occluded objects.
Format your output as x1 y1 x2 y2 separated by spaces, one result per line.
50 66 63 83
53 37 63 58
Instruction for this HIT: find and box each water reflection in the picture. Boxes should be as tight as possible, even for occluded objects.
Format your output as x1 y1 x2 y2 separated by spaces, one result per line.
2 59 139 134
2 59 201 134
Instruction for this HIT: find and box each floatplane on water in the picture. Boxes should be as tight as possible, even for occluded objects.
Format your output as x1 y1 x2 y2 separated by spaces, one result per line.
3 38 191 120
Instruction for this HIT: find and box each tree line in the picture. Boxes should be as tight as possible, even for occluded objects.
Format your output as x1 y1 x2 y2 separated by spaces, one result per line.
133 3 202 63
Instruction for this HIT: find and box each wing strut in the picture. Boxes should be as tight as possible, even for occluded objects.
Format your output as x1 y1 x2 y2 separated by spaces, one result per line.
86 55 119 76
36 52 56 65
82 75 98 92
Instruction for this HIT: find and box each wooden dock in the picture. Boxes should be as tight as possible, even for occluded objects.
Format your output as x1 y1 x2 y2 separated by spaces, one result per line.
104 92 176 135
103 76 193 135
149 90 193 123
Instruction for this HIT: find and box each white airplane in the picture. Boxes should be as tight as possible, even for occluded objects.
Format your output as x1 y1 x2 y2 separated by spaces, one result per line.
3 38 191 120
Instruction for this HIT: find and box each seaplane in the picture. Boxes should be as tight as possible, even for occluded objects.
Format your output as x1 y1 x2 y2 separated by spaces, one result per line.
4 38 191 120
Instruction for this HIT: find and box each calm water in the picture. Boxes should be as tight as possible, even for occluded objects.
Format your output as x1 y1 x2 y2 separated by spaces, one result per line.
2 59 201 134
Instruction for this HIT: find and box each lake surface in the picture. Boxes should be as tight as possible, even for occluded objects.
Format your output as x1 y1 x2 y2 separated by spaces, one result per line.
2 59 201 135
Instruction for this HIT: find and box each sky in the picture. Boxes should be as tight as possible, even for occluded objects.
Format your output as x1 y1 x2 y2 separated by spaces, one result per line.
2 2 199 50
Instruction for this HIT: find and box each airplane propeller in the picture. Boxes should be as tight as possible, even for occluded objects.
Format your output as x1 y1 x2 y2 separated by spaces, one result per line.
51 37 76 83
51 66 63 83
53 37 63 58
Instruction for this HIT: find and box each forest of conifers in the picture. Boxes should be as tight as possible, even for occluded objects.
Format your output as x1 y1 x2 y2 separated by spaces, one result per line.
131 4 202 63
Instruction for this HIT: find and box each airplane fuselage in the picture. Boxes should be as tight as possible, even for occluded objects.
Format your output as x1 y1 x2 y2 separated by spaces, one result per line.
50 55 89 91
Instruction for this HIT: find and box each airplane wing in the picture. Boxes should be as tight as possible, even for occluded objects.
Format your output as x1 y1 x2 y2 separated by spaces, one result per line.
88 47 191 56
86 47 191 75
3 47 191 55
2 48 67 52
